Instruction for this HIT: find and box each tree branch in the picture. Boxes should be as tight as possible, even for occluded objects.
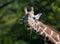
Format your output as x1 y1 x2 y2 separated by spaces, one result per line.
0 0 16 9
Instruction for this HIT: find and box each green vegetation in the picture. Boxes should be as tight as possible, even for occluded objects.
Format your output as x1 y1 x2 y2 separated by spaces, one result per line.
0 0 60 44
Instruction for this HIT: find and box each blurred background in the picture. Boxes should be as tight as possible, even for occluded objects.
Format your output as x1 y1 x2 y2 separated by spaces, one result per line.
0 0 60 44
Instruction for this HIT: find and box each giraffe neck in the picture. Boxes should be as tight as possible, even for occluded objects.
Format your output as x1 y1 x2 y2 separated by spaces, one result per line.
31 21 60 44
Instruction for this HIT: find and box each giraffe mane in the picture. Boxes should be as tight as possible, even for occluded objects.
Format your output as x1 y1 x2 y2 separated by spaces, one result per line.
46 25 60 34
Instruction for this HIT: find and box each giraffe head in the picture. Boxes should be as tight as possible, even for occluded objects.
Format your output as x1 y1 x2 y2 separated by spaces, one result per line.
19 7 42 29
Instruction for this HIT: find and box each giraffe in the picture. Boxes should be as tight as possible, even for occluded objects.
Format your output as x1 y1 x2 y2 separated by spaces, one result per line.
19 7 60 44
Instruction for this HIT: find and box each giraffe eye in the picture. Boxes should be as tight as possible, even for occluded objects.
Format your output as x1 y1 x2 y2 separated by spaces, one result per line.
33 17 36 19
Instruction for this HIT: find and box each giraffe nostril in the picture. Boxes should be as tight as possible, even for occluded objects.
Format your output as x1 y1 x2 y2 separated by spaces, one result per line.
27 25 30 28
26 24 30 28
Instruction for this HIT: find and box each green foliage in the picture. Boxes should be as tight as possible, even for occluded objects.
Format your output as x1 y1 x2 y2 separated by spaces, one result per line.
0 0 60 44
15 40 27 44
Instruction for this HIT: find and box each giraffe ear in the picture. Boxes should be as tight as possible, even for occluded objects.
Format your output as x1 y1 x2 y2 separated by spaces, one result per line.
34 13 42 20
24 7 28 14
18 19 23 24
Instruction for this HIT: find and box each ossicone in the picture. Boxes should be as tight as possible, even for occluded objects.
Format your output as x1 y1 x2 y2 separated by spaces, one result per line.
24 7 28 14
